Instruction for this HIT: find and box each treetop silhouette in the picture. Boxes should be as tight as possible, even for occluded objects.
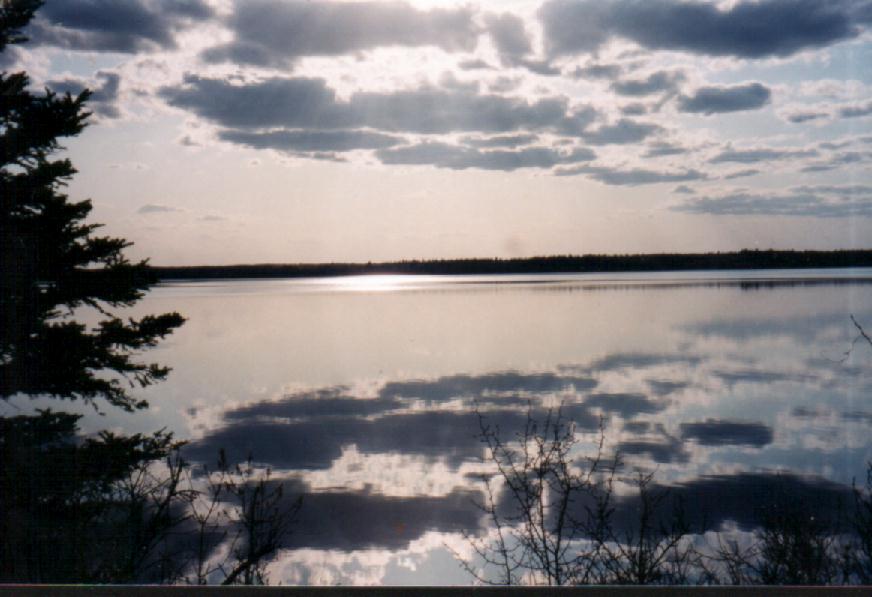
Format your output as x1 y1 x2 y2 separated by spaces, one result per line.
0 0 184 411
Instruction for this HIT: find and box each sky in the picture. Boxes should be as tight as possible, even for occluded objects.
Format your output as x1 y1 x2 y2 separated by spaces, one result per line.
6 0 872 265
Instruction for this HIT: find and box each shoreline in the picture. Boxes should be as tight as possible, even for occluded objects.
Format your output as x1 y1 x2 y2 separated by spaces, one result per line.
150 249 872 280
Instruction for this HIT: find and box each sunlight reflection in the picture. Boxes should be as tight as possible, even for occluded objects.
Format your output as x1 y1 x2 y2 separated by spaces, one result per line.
328 274 418 293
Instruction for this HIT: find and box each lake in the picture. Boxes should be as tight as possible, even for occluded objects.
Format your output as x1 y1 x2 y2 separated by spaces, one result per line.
16 269 872 584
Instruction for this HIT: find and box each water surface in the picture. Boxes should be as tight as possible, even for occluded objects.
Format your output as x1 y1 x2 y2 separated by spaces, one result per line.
11 269 872 584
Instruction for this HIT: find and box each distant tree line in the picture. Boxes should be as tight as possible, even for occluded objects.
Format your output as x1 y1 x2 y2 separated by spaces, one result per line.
151 249 872 280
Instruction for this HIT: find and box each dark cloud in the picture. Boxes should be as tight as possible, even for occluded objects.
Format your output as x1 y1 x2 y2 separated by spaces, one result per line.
218 129 404 153
461 134 539 149
457 59 493 70
0 45 22 69
581 119 662 145
623 421 652 434
161 75 597 136
585 353 703 372
575 473 854 536
584 393 666 418
437 72 479 94
677 82 771 114
188 405 600 472
709 147 818 164
800 151 870 173
187 410 503 470
517 59 562 76
180 477 482 554
487 76 522 94
570 62 623 80
540 0 868 59
202 0 479 67
785 109 830 124
794 184 872 196
611 70 685 97
838 101 872 119
285 484 482 551
673 185 696 195
224 387 404 422
379 371 598 402
842 410 872 423
714 369 818 387
620 103 648 116
27 0 213 53
616 437 688 463
723 168 760 180
647 379 689 396
673 190 872 218
376 142 595 171
484 12 532 65
46 70 121 118
643 141 689 157
680 419 773 447
557 164 707 186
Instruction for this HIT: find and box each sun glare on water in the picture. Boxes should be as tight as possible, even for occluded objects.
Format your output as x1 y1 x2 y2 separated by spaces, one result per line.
330 274 416 293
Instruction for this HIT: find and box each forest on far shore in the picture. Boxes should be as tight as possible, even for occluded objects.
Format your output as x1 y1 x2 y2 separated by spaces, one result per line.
151 249 872 280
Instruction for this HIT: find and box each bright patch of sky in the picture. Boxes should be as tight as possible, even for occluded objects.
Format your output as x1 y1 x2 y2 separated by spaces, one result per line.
7 0 872 264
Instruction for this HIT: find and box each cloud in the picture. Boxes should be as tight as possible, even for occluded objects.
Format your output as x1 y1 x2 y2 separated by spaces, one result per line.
27 0 214 53
161 75 597 136
584 392 666 418
784 109 831 124
646 379 689 396
680 419 773 447
615 437 688 463
280 484 482 551
137 203 180 214
187 371 605 471
46 71 121 118
202 0 479 67
461 134 539 149
620 103 648 116
723 169 760 180
708 147 818 164
584 353 703 372
378 371 598 402
188 404 600 471
611 70 685 97
219 129 404 153
539 0 869 59
580 119 662 145
570 62 623 80
643 141 689 158
484 12 532 65
838 100 872 119
673 185 696 195
801 151 870 173
585 473 853 535
225 387 404 422
677 82 771 114
673 189 872 217
376 142 595 171
556 164 707 186
457 58 493 70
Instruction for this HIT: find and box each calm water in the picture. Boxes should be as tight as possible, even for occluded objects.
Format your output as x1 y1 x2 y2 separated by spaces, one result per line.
12 269 872 584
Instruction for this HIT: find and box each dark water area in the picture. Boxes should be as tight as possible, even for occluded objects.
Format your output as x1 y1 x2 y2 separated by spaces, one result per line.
10 269 872 584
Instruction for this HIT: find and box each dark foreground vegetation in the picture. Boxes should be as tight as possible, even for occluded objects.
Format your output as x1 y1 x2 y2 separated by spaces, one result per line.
457 395 872 586
1 0 297 584
152 249 872 280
